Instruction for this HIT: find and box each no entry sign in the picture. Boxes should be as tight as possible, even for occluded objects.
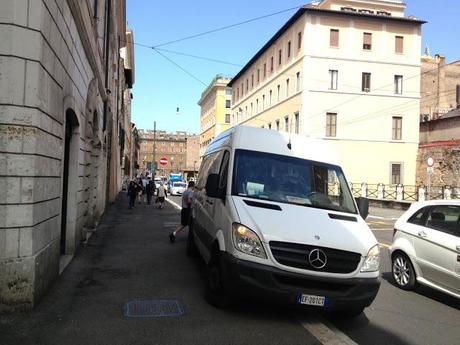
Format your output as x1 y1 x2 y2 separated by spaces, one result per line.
159 156 168 166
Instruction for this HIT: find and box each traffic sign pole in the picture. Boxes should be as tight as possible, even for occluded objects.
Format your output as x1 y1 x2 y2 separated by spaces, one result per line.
426 156 434 200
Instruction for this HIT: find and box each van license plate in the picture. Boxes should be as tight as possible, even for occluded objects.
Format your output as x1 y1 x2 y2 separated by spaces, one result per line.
298 294 326 306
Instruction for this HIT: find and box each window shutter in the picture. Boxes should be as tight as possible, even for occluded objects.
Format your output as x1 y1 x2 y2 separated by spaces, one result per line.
395 36 404 53
363 33 372 45
330 29 339 47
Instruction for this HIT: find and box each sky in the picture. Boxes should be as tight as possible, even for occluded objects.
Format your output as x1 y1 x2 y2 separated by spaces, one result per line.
126 0 460 134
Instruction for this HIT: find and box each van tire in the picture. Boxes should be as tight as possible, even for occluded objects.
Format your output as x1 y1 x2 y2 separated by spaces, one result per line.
186 222 199 258
205 250 232 308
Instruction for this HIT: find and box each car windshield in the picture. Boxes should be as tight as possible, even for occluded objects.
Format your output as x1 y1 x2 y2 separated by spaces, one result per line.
173 182 186 187
232 149 357 214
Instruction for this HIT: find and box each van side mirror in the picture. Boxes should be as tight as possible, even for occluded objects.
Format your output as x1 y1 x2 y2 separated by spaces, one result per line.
205 174 221 199
355 197 369 220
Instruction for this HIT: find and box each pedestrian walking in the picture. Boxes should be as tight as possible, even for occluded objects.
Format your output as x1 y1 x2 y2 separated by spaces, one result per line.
145 177 155 205
136 177 144 204
156 182 167 209
127 180 137 209
169 181 195 243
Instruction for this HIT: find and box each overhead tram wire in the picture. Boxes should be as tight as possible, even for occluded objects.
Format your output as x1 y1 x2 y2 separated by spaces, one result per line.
151 5 303 48
154 48 243 67
152 48 207 86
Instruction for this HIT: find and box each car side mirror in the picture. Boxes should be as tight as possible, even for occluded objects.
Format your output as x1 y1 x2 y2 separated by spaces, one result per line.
355 197 369 220
205 174 221 199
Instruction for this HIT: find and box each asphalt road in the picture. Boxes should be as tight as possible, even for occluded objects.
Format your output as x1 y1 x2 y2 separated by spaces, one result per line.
1 196 458 345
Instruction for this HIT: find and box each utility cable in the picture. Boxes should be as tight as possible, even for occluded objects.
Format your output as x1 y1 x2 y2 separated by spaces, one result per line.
152 48 207 86
151 5 303 48
155 48 243 67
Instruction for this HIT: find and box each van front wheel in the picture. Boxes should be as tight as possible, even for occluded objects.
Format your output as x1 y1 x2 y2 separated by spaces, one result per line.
205 251 232 308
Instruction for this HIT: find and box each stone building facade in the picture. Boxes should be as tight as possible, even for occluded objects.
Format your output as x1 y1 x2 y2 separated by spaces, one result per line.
416 109 460 188
0 0 133 311
185 134 200 178
420 54 460 120
138 130 188 176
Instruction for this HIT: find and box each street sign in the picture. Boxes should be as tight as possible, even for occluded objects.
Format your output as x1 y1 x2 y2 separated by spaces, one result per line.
427 157 434 167
159 156 168 166
427 167 434 174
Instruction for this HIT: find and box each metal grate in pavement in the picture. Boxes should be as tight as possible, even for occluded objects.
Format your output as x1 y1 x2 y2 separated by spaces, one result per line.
122 300 184 318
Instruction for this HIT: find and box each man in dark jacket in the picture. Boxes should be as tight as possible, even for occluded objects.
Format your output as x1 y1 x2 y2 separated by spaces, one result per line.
127 180 138 209
145 177 155 205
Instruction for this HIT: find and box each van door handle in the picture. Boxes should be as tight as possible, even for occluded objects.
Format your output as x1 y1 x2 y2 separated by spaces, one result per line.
418 231 427 238
206 199 213 205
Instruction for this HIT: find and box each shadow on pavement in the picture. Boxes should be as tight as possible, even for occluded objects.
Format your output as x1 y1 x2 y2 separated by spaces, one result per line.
381 271 460 310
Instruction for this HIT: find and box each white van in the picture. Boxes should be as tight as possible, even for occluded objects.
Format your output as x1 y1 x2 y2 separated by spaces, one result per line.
189 126 380 316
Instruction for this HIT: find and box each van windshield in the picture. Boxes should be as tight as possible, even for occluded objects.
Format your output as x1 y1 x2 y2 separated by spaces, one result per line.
232 149 357 214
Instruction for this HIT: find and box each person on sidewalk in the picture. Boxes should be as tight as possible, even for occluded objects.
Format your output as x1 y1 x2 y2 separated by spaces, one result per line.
145 177 155 205
127 180 138 209
156 182 167 209
169 181 195 243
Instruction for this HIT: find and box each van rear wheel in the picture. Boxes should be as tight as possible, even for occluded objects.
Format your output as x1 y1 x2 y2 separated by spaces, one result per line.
205 250 232 308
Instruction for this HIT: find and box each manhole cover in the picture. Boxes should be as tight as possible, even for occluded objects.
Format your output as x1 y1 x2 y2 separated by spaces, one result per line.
122 300 184 318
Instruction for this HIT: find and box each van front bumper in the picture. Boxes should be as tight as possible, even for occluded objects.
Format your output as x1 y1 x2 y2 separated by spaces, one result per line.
220 252 380 310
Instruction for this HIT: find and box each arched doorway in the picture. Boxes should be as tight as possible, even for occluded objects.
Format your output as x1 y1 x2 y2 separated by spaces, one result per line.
61 109 79 255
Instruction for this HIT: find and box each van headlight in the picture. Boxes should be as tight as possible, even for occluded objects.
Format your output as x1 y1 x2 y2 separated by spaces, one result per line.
232 223 267 259
360 244 380 272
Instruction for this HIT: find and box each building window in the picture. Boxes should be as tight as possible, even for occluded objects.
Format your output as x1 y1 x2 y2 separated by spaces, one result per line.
276 120 280 131
363 32 372 50
225 87 232 95
286 79 290 97
326 112 337 137
262 94 265 109
392 116 402 140
257 69 260 83
269 90 272 106
241 83 244 95
294 112 299 134
278 49 282 65
298 31 302 49
251 74 254 87
287 41 291 58
395 36 404 54
391 163 402 185
246 79 248 92
296 72 301 92
329 70 338 90
284 116 289 132
270 57 274 72
236 87 239 101
277 85 280 101
225 114 231 124
394 75 403 94
264 63 267 77
330 29 339 48
256 99 259 113
250 102 253 115
268 122 272 129
362 72 371 92
225 100 231 108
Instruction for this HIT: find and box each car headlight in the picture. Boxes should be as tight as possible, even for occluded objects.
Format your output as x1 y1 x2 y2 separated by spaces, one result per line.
232 223 267 259
360 244 380 272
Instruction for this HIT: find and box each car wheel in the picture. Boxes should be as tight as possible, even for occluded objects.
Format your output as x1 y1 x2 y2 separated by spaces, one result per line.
186 222 199 258
205 250 232 308
392 252 417 290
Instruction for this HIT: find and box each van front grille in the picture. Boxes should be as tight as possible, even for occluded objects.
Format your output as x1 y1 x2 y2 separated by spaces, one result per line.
269 241 361 274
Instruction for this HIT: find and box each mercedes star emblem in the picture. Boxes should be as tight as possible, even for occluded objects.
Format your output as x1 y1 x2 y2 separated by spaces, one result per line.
308 249 327 269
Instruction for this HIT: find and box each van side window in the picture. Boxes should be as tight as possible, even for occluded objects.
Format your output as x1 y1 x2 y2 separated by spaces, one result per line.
219 151 230 191
196 156 212 189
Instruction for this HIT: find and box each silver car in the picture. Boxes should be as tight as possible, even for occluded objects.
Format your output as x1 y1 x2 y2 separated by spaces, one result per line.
390 200 460 299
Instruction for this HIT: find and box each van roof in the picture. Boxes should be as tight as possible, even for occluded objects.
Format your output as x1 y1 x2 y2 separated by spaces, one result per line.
205 125 340 166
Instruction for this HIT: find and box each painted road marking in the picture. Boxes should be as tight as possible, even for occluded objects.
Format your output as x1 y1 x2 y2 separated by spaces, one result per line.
368 215 399 221
379 242 391 248
367 220 388 225
166 198 181 210
300 317 358 345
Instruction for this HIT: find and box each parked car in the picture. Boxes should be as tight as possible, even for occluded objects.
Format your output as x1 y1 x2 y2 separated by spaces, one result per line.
188 126 380 317
390 200 460 299
170 181 187 196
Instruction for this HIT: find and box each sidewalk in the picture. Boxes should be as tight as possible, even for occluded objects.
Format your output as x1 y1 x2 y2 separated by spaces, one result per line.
368 206 406 220
0 194 319 345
